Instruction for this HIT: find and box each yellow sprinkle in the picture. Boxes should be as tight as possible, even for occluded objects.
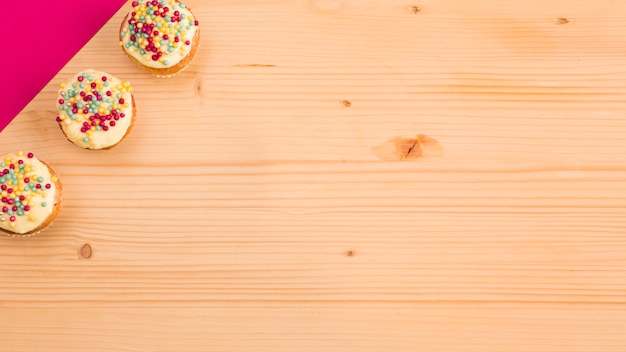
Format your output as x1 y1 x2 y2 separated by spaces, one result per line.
118 41 123 47
51 176 58 182
64 119 72 125
29 216 36 222
22 200 28 206
137 22 143 28
60 82 66 89
17 151 23 157
42 192 47 198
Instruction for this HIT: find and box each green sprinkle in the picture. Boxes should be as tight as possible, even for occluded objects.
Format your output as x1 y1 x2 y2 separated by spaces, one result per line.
41 202 47 207
165 15 171 22
164 60 169 65
79 83 85 89
168 47 174 53
37 177 44 183
181 13 186 19
161 40 167 46
156 23 162 28
140 49 146 55
77 102 83 108
72 82 77 88
83 137 89 143
17 210 23 216
104 81 109 87
96 126 102 131
82 73 87 78
88 76 94 81
12 180 17 185
125 42 131 48
7 210 13 215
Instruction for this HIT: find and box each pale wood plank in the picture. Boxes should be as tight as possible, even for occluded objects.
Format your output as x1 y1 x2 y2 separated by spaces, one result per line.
1 0 626 351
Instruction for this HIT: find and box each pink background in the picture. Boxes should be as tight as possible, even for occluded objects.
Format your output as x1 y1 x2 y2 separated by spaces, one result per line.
0 0 127 132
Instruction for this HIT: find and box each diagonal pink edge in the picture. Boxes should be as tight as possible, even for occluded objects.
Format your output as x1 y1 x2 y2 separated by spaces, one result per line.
0 0 127 133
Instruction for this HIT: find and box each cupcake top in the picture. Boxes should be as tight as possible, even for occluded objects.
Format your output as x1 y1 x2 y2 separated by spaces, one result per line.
0 152 60 235
56 69 133 150
120 0 199 69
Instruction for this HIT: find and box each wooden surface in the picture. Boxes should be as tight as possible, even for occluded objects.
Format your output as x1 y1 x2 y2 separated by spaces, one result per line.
2 0 626 350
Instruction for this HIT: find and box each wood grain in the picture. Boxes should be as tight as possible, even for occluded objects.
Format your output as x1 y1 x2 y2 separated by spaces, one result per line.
2 0 626 351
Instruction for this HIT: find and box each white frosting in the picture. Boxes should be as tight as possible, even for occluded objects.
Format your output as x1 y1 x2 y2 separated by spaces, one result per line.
120 0 198 68
57 69 133 150
0 153 60 235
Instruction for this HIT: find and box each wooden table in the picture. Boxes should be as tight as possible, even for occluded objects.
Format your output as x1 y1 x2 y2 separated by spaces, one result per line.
2 0 626 350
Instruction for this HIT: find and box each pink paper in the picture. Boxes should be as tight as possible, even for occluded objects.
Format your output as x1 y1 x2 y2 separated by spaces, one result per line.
0 0 127 132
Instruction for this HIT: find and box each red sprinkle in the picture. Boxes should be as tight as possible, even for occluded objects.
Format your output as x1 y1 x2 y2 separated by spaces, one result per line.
77 76 84 82
194 20 199 26
24 206 30 211
24 178 29 183
110 121 116 126
58 99 65 104
9 216 15 222
119 98 125 104
185 40 190 45
102 76 107 81
56 116 62 122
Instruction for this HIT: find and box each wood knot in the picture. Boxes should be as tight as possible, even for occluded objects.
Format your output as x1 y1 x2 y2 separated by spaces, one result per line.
80 243 92 259
340 100 352 107
195 77 203 94
345 250 355 257
556 18 569 25
372 134 444 161
408 5 421 14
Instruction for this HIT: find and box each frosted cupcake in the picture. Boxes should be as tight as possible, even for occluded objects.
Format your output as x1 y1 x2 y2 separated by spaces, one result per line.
0 152 62 237
120 0 200 77
56 69 135 150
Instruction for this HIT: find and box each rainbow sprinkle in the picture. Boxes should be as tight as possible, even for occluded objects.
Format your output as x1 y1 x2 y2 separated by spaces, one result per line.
56 73 132 143
120 0 199 65
0 152 56 226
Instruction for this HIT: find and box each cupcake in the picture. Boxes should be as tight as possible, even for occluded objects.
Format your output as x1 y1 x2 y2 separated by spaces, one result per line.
56 69 135 150
0 152 62 237
119 0 200 77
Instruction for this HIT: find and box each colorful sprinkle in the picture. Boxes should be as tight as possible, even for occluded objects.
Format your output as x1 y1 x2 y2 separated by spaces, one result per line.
0 153 54 226
121 0 198 66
